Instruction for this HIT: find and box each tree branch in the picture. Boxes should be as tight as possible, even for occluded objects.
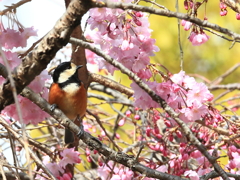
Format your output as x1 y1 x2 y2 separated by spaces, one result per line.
89 73 134 97
91 1 240 40
208 83 240 91
0 0 91 110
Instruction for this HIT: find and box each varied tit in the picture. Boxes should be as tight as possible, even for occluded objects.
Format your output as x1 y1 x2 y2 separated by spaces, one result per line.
48 62 87 144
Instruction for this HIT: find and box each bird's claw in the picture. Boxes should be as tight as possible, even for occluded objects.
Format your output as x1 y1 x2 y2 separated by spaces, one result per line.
50 104 57 111
77 124 84 138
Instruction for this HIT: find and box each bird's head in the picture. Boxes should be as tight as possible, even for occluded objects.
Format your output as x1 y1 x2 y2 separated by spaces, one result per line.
53 62 83 84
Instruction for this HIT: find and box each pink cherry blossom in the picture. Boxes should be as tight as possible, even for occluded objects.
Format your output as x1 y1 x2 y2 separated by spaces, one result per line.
197 168 211 176
28 70 50 95
131 70 213 123
137 68 152 79
58 173 72 180
156 165 168 173
121 40 134 51
179 101 208 122
42 155 51 164
184 0 189 10
86 1 159 76
0 28 22 49
229 145 237 153
229 160 236 169
0 51 21 70
59 148 81 168
230 152 240 168
98 163 112 180
0 27 37 49
18 27 38 47
184 170 199 180
131 81 159 109
97 162 134 180
156 81 181 109
21 27 38 39
220 2 227 9
134 114 140 120
171 70 196 89
0 25 48 125
3 95 49 125
189 31 209 46
220 10 228 16
236 13 240 20
118 118 126 126
45 163 64 178
181 20 192 31
2 70 50 125
115 133 120 139
186 83 213 105
125 110 131 117
191 150 202 159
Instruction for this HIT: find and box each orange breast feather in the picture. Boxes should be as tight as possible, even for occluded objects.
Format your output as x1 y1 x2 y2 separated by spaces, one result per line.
49 83 87 120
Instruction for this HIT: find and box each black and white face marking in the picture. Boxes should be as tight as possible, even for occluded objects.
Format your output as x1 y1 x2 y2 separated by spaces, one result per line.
53 62 83 93
53 62 71 83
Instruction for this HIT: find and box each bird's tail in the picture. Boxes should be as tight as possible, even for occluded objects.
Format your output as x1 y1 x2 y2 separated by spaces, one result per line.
64 129 74 144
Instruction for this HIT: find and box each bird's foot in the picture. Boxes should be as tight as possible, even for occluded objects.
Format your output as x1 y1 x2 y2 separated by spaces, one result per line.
77 124 84 138
77 125 102 146
50 104 57 111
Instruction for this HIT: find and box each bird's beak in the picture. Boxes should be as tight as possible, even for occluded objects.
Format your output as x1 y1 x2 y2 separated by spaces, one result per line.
48 66 57 75
77 65 83 70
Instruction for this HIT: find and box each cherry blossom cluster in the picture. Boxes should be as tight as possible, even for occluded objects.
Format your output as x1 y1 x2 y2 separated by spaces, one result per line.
181 0 210 45
167 144 216 177
0 27 37 49
181 20 209 46
141 112 223 179
36 148 81 180
131 70 218 123
0 20 50 124
118 109 140 127
86 0 159 77
219 2 228 16
92 108 224 179
226 145 240 172
97 161 167 180
219 1 240 20
181 1 210 45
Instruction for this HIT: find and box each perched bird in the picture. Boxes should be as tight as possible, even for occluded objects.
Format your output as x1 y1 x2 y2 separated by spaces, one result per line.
48 62 87 144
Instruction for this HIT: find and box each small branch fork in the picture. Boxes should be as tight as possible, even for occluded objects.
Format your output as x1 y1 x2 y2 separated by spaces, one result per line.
0 0 31 15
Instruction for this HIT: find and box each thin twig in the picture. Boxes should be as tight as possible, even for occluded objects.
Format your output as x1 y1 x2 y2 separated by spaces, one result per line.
0 117 57 180
209 83 240 91
0 45 32 178
87 109 122 151
211 63 240 85
89 73 134 97
175 0 184 70
0 0 31 15
213 90 233 103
